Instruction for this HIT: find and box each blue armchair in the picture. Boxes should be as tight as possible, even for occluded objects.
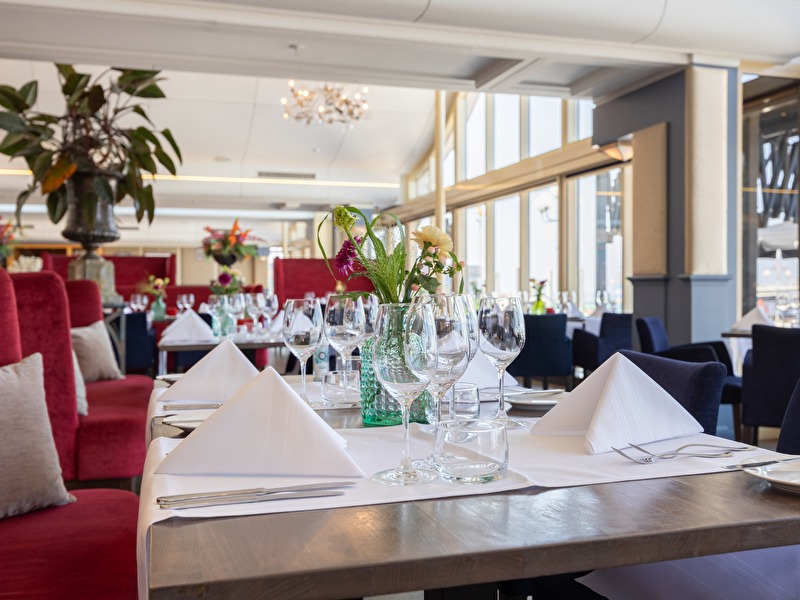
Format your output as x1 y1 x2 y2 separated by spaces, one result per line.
572 313 632 377
507 314 573 389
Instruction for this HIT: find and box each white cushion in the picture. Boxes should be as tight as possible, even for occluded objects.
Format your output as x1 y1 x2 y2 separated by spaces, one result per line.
70 320 122 383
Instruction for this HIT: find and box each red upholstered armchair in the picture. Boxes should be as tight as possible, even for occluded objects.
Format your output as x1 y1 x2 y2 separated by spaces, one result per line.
12 273 148 483
0 270 139 599
273 258 374 307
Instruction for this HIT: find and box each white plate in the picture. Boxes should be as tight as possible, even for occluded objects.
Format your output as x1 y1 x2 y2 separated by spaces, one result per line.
506 392 564 410
162 409 216 431
744 461 800 494
156 373 184 384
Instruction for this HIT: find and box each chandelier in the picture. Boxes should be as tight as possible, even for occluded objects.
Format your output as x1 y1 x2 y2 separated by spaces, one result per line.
280 80 369 126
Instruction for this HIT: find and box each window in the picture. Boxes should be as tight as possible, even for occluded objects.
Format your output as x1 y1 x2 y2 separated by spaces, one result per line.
415 167 430 198
464 204 487 296
465 93 487 180
529 96 562 157
573 168 623 313
529 184 559 295
493 195 521 295
493 94 520 170
573 98 594 142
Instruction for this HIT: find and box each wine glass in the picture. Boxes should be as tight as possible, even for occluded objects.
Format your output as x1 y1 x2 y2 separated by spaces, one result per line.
412 293 470 426
478 296 526 429
129 293 143 312
226 293 246 337
183 292 195 312
246 292 266 336
372 303 438 485
450 292 480 419
595 290 609 311
361 293 380 343
283 298 324 403
176 294 186 314
263 293 280 330
324 295 366 376
207 294 229 337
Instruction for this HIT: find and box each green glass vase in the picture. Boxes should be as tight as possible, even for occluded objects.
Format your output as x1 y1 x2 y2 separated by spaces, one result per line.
150 296 166 321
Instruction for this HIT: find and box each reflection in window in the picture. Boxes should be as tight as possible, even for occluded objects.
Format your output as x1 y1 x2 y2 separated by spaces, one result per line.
574 169 622 313
529 97 562 157
493 94 521 170
465 93 487 180
574 99 595 142
494 195 521 295
529 184 559 297
465 204 487 297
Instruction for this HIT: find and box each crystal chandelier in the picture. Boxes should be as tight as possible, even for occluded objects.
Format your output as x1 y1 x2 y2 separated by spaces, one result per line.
280 80 369 126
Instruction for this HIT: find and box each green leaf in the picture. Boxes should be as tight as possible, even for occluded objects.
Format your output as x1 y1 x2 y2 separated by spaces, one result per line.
45 187 68 223
132 83 165 99
115 176 129 203
117 69 161 86
17 81 37 109
81 190 98 227
0 85 27 112
92 176 114 204
0 131 27 155
56 64 76 79
31 150 54 181
0 111 27 133
142 184 155 224
130 105 154 125
29 114 59 125
135 148 157 174
16 187 32 224
86 85 105 113
160 128 182 163
154 147 176 175
132 126 160 146
64 73 90 104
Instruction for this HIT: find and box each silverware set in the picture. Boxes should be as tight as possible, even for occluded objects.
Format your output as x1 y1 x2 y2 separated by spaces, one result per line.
157 481 357 509
612 442 753 464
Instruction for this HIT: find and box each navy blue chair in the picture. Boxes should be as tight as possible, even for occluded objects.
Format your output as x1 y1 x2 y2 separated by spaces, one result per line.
636 316 743 440
776 379 800 455
508 314 573 389
742 325 800 446
174 313 214 372
572 313 632 377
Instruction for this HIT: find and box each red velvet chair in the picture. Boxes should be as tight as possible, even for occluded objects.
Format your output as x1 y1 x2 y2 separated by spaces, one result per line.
0 270 139 599
12 273 148 483
273 257 374 307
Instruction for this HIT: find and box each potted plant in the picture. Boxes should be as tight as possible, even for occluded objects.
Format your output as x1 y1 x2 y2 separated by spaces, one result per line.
202 219 259 266
0 64 181 252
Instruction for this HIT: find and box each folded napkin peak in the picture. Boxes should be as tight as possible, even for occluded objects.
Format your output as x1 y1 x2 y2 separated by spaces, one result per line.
156 366 364 477
532 353 702 454
158 339 258 403
589 306 605 319
458 348 516 387
731 305 773 331
160 309 215 343
269 310 285 333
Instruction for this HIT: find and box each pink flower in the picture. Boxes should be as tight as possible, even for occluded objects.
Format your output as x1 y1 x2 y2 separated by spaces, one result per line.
217 272 232 286
335 237 361 277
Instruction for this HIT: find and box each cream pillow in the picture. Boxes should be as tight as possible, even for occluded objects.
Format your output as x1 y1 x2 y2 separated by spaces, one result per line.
70 320 123 383
72 350 88 416
0 353 74 519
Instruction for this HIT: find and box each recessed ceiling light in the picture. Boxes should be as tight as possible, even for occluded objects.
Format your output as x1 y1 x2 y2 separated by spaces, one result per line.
213 156 231 163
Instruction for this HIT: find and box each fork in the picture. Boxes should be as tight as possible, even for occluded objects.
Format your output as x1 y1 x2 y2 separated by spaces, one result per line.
612 445 743 464
628 442 752 460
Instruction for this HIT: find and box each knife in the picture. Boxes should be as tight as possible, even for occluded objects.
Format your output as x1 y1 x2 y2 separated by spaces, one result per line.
724 457 800 470
157 481 357 506
160 489 345 510
163 403 222 411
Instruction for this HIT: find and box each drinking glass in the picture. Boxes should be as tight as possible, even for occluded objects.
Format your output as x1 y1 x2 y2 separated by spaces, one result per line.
595 290 609 310
361 293 380 343
183 292 195 312
176 295 186 313
207 294 229 336
324 295 366 376
452 382 481 420
129 293 143 312
412 293 470 426
478 296 526 429
283 298 324 403
372 303 438 485
433 419 508 483
263 293 280 329
226 293 246 336
246 292 266 336
321 371 361 407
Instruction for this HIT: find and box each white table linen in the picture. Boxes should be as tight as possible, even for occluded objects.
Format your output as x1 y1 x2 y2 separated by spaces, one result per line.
159 309 215 344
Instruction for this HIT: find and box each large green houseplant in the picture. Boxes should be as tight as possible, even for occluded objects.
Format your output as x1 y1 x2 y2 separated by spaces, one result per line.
0 64 181 248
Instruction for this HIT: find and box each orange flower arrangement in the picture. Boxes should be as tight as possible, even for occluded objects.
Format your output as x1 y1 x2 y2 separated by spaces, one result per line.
202 219 258 260
0 217 15 258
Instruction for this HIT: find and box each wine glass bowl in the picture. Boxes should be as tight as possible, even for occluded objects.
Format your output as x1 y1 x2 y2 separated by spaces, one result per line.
282 298 324 403
324 295 366 376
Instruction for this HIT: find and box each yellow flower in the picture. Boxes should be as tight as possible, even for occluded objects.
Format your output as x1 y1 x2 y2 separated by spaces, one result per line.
411 225 453 254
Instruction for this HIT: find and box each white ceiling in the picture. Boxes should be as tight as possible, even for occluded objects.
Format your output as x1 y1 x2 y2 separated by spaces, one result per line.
0 0 798 243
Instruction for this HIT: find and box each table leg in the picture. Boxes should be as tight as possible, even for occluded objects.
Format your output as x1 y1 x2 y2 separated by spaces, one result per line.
158 349 167 376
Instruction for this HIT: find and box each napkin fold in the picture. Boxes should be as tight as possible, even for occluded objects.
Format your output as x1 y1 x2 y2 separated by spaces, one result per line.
268 310 285 333
532 353 702 454
589 306 605 319
731 305 773 331
156 366 364 477
566 302 583 318
158 339 258 403
459 349 516 387
160 309 215 343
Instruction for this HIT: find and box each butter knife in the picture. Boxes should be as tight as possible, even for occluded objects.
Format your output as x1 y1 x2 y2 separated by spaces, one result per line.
157 481 357 506
160 489 345 510
724 457 800 470
163 403 222 411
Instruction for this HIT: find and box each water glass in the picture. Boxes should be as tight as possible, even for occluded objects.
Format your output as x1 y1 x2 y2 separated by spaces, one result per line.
433 419 508 483
452 383 481 420
320 371 361 407
283 298 324 403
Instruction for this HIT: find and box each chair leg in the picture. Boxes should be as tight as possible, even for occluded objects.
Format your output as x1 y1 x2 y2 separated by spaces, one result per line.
750 426 759 447
542 376 549 390
732 404 743 442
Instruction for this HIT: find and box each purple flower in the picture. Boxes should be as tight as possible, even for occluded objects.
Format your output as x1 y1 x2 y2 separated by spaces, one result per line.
217 272 232 286
335 237 361 277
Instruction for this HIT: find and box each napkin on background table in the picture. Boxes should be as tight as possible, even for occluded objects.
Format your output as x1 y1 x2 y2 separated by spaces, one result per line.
268 310 285 334
156 366 363 477
566 302 584 318
532 353 702 454
160 309 215 343
589 306 606 319
731 305 773 331
459 349 517 388
157 339 258 403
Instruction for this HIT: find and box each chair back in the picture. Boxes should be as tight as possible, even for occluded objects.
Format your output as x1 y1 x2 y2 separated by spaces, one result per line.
11 272 79 479
64 279 104 326
0 269 22 367
273 258 374 307
508 314 572 378
620 350 726 434
636 316 670 353
598 313 632 358
742 325 800 429
777 379 800 454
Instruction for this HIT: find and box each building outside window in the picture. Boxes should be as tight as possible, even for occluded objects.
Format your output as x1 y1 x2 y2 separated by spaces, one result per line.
493 194 521 295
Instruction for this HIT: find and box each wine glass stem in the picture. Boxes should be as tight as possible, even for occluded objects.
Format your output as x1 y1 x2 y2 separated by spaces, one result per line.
341 349 352 375
299 359 308 400
400 403 413 475
497 366 507 414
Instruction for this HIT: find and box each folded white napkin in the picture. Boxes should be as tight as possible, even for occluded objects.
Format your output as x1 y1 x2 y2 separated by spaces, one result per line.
589 306 605 319
288 311 314 334
458 349 516 387
160 310 215 343
532 353 702 454
731 306 773 331
156 366 364 477
269 310 285 333
157 339 258 403
197 302 210 314
567 302 583 318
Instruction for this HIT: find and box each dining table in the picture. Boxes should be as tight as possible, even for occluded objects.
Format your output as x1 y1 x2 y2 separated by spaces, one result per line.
142 399 800 600
156 336 285 376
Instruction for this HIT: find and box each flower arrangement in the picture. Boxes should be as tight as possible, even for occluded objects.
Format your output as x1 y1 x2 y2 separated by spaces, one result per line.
318 206 464 304
0 217 15 258
143 274 169 299
209 266 244 295
530 278 547 313
202 219 258 260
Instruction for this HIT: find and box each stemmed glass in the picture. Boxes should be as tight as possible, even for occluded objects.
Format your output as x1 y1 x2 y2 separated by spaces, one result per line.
246 292 266 337
372 303 438 485
451 292 480 418
226 293 246 337
283 298 324 403
207 294 229 337
263 293 280 331
176 295 185 313
478 296 526 429
182 293 195 312
324 295 366 375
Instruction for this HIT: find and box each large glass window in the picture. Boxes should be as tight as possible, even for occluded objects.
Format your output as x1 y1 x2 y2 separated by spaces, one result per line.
529 97 562 157
443 146 455 188
465 93 487 180
574 168 623 313
493 94 521 170
493 195 521 295
529 184 560 297
464 204 487 296
573 98 595 142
